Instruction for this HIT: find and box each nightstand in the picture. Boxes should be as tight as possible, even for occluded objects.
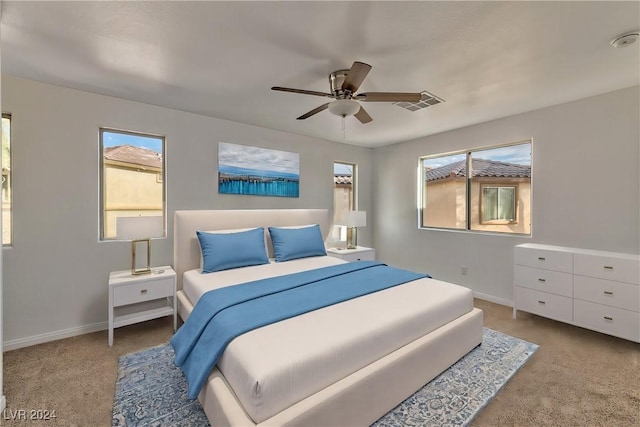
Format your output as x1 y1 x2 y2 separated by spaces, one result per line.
108 266 177 346
326 246 376 262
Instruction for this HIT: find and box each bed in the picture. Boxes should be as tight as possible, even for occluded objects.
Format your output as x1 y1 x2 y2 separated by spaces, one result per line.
173 209 483 427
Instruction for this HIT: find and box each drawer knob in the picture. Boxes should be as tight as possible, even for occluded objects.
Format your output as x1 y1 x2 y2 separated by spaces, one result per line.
604 316 613 321
538 278 546 283
537 300 546 305
603 291 614 296
603 266 614 270
140 289 148 294
538 257 546 261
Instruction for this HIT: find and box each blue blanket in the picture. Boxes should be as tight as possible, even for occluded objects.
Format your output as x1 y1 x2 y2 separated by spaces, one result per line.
171 261 428 399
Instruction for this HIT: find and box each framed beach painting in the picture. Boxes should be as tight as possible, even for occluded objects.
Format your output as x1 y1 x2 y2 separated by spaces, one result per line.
218 142 300 197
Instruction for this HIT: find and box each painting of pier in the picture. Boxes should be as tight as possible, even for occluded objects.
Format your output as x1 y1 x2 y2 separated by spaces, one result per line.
218 142 300 197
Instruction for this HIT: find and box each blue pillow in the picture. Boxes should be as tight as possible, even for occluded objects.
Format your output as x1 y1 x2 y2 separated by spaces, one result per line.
197 227 269 273
268 224 327 262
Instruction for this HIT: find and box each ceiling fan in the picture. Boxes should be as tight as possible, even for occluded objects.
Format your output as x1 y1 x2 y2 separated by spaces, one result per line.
272 61 423 124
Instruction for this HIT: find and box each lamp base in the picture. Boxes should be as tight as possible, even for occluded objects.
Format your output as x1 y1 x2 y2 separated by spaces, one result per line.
131 239 152 275
345 227 357 250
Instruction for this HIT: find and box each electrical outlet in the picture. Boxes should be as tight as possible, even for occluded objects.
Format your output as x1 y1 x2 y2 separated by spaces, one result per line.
460 266 468 276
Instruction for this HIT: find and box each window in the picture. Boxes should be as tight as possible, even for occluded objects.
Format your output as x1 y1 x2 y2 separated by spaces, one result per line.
419 140 531 235
482 186 515 222
333 162 356 241
2 114 11 246
100 128 166 240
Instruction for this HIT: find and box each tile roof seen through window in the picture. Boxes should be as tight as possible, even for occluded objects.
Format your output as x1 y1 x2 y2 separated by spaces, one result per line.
104 145 162 169
334 175 353 185
425 159 530 182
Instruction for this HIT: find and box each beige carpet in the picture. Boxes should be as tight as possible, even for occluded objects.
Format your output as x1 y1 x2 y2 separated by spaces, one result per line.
2 299 639 426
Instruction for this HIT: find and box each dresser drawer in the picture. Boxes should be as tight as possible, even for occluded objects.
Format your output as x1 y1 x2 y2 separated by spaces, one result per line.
514 247 573 273
574 275 639 312
574 299 640 342
113 277 174 306
574 254 639 284
515 286 573 323
514 265 573 297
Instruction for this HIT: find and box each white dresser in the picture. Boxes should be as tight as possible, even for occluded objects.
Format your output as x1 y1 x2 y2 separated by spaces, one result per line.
514 243 640 342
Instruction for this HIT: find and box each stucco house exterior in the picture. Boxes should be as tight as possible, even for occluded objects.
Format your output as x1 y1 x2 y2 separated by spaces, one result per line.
422 159 531 234
102 145 164 238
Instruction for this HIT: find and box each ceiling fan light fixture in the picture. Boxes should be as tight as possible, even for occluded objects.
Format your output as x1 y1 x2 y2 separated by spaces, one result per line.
328 99 360 117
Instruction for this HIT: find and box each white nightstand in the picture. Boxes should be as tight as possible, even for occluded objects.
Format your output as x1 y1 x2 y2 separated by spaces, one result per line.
326 246 376 262
108 266 177 346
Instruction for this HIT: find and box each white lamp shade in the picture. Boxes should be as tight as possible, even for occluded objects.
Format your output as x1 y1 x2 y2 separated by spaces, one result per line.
342 211 366 227
116 216 164 240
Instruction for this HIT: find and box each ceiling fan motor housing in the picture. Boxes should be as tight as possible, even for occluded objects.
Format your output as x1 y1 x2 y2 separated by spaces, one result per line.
329 70 351 98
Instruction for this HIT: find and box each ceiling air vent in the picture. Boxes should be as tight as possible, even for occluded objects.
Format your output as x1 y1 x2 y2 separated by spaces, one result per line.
394 90 444 111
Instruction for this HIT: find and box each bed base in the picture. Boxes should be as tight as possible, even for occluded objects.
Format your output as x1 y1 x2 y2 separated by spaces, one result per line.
177 290 483 427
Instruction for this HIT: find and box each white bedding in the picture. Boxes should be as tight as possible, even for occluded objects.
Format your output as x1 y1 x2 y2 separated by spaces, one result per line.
182 256 474 423
183 255 346 303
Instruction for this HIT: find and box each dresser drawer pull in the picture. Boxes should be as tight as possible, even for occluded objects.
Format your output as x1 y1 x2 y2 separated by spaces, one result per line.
537 257 546 261
603 265 614 270
140 289 148 294
538 278 546 283
537 300 546 305
603 291 614 296
603 316 613 321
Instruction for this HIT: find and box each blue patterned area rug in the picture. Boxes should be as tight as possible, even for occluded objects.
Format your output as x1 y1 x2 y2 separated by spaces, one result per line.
112 328 537 426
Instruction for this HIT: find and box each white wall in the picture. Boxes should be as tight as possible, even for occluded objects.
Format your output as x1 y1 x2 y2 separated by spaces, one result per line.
1 76 373 348
372 86 640 304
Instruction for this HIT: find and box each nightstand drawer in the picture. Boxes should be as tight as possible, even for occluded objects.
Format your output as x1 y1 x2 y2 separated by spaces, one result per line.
514 265 573 297
514 247 573 273
515 286 573 323
113 277 174 306
340 251 375 262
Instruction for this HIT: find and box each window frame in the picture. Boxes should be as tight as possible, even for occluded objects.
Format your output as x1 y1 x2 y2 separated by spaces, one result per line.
333 161 357 242
99 127 167 241
418 139 532 236
480 184 517 224
2 113 12 247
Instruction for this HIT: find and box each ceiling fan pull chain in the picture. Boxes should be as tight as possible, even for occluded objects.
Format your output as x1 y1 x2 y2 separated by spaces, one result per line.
342 116 346 140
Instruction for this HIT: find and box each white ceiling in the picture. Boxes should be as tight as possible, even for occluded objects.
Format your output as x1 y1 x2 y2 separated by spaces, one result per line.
1 1 638 148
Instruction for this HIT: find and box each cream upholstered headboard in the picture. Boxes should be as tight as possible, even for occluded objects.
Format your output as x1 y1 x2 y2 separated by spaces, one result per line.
173 209 330 290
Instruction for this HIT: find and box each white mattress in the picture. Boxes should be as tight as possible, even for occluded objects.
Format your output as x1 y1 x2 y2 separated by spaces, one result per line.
183 255 346 304
183 256 474 424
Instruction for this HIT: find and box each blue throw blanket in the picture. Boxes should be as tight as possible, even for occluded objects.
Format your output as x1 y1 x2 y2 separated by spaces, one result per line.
171 261 428 399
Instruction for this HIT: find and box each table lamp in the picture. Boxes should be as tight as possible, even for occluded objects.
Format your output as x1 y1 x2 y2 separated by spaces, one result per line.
342 211 366 249
116 216 164 275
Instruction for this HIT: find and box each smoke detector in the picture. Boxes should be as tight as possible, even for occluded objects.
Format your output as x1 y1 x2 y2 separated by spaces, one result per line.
611 31 639 48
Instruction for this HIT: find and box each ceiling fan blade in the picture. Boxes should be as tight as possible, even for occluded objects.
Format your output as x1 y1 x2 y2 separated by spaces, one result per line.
354 106 373 124
272 87 333 98
297 103 330 120
341 61 372 93
356 92 422 102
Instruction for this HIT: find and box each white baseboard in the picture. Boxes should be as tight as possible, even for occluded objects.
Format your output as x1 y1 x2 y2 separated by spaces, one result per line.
3 321 107 351
472 291 513 308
